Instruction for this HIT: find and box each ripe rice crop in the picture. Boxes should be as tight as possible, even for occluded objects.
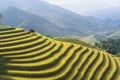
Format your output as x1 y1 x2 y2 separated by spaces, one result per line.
0 27 120 80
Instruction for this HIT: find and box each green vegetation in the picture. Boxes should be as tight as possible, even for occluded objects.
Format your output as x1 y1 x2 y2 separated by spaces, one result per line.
95 38 120 56
83 30 120 44
83 34 106 44
0 26 120 80
54 37 95 48
116 52 120 57
0 24 14 30
108 31 120 39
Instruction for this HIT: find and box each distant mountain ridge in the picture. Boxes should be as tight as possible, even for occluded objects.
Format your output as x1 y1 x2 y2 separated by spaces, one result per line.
0 0 102 36
1 7 93 36
90 7 120 20
1 7 64 36
0 0 120 38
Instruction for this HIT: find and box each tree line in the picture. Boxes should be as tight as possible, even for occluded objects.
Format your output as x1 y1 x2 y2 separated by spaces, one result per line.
95 38 120 56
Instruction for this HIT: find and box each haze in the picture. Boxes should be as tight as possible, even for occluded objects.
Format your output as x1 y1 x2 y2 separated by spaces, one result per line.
47 0 120 16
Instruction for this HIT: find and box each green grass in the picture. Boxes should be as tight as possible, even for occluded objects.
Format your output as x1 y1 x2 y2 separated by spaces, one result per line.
54 37 95 48
116 52 120 57
0 24 13 29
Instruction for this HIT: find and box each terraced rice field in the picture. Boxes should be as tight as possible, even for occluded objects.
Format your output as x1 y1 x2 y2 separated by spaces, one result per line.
0 27 120 80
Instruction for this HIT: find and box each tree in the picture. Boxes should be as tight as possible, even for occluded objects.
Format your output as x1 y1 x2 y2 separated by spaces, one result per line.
28 29 35 33
95 38 120 54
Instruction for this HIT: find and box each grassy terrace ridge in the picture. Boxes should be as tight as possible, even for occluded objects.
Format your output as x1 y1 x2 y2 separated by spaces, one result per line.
0 26 120 80
54 37 95 49
0 24 14 30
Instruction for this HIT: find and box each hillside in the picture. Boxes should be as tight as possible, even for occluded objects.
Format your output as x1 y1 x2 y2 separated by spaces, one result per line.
1 7 95 37
108 31 120 39
0 0 112 37
0 25 120 80
83 29 120 44
54 37 95 48
83 34 106 44
0 24 13 29
1 7 65 36
1 0 120 38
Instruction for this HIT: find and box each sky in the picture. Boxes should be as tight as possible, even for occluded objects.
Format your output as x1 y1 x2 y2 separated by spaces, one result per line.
46 0 120 15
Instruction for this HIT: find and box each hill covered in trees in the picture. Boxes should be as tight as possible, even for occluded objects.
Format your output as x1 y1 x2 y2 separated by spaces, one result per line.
95 38 120 57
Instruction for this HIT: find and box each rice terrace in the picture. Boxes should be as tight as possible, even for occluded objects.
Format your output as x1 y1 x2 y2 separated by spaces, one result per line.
0 24 120 80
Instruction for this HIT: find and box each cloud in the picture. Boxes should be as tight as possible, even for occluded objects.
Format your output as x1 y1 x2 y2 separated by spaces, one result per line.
47 0 120 15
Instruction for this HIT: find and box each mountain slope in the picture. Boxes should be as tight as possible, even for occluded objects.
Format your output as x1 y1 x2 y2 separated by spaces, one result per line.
83 29 120 44
0 25 120 80
1 7 62 36
1 7 97 37
0 0 120 38
2 7 86 36
108 31 120 39
83 34 107 44
0 0 107 36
